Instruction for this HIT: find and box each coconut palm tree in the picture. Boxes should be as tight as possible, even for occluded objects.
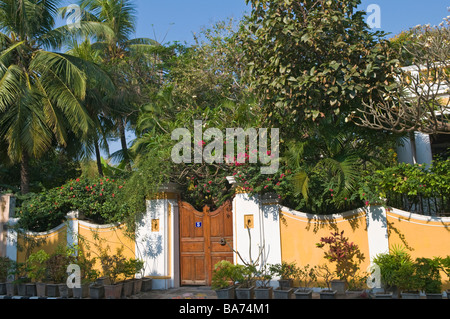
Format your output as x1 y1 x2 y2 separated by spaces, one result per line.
0 0 114 193
77 0 162 171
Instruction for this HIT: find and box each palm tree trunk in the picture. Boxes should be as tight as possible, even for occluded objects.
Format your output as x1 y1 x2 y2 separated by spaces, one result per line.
94 140 104 177
20 152 30 194
118 118 131 171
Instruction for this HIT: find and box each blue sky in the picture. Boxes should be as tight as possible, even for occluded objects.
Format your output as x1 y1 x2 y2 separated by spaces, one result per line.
59 0 450 158
131 0 450 44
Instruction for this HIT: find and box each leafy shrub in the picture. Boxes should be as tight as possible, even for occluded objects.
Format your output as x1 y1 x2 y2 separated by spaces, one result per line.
16 176 128 232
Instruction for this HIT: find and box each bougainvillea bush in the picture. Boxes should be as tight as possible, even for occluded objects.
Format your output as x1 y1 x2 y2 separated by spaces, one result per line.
16 177 128 232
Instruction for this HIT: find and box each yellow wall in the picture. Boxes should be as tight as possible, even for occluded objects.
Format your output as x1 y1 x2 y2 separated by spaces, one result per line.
280 209 371 272
386 209 450 259
78 222 136 275
17 226 67 264
386 209 450 289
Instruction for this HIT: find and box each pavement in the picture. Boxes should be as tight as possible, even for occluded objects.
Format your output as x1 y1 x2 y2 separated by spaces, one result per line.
128 286 219 299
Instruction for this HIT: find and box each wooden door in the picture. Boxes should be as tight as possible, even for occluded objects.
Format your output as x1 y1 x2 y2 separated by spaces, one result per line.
179 201 233 286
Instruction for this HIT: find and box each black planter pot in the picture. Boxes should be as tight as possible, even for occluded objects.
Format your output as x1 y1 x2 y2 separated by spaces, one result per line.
215 286 236 299
235 286 255 299
254 287 273 299
274 288 293 299
425 293 443 299
319 289 337 299
294 288 313 299
141 278 153 292
278 279 293 290
89 284 105 299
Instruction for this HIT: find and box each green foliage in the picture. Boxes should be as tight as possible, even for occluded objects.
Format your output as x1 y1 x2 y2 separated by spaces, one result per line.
98 247 143 285
45 245 77 284
16 176 128 232
415 257 442 294
269 261 298 281
240 0 399 132
211 260 245 290
295 264 318 290
373 246 425 293
0 257 13 282
27 250 50 282
362 158 450 213
316 231 365 284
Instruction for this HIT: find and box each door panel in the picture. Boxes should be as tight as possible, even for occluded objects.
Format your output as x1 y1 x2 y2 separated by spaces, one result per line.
179 201 233 286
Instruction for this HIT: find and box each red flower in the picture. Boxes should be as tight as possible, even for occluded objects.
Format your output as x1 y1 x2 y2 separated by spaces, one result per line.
208 181 212 184
112 194 115 198
76 178 80 182
100 193 103 196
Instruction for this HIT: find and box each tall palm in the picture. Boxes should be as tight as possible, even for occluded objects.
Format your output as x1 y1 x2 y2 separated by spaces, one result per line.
0 0 114 193
78 0 161 171
66 37 116 177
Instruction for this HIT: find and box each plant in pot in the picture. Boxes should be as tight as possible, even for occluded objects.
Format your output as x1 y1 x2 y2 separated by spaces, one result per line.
212 260 243 299
316 231 365 295
4 259 17 296
12 262 31 296
235 264 257 299
27 250 50 297
437 256 450 299
121 258 144 297
45 246 76 298
345 272 369 299
294 264 318 299
254 262 274 299
415 257 442 299
73 249 98 299
373 246 421 299
0 257 12 296
99 249 128 299
317 264 337 299
269 261 297 291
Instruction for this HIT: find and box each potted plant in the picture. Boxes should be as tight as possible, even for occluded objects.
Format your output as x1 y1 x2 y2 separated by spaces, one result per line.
45 246 76 298
235 264 256 299
212 260 242 299
316 231 365 295
13 262 31 296
317 264 337 299
373 246 409 298
437 256 450 299
374 247 423 299
416 257 442 299
73 249 98 299
121 258 144 297
294 264 318 299
0 257 12 295
254 263 274 299
345 272 369 298
99 249 128 299
5 259 17 296
27 250 49 297
269 261 297 290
